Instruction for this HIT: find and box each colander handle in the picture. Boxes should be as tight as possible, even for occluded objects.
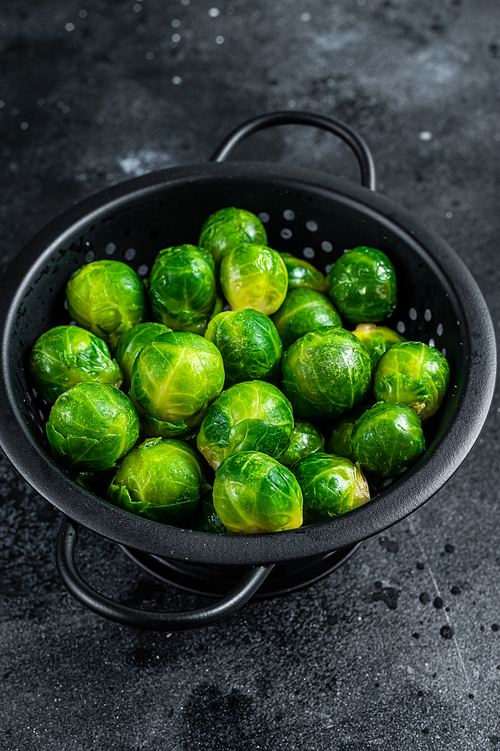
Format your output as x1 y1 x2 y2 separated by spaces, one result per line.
210 110 376 191
56 516 274 631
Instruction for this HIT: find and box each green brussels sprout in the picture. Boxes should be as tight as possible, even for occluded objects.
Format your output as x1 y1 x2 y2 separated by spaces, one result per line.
197 380 294 470
351 401 426 476
204 309 282 387
66 260 146 350
280 253 328 294
279 420 325 467
352 323 406 366
373 341 450 420
281 327 373 419
213 451 303 534
107 438 205 526
46 382 140 471
29 325 122 403
220 244 288 316
271 288 343 350
194 490 226 534
325 405 368 459
148 245 216 335
199 207 267 267
130 331 225 439
116 322 171 392
293 453 370 524
326 247 397 324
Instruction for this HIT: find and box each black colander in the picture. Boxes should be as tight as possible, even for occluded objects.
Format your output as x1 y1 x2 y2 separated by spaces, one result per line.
0 112 495 630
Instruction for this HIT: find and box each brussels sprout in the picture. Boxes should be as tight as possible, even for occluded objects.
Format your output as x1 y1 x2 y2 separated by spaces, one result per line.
373 341 450 420
326 247 397 324
107 438 205 526
194 490 226 534
280 252 328 294
148 245 216 335
205 309 282 387
272 288 342 350
46 382 140 471
29 325 122 403
220 244 288 316
279 420 325 467
293 453 370 524
199 207 267 267
281 327 373 419
116 322 171 392
325 405 368 459
351 401 426 476
352 323 406 366
130 331 225 438
197 380 294 470
213 451 303 534
66 260 146 350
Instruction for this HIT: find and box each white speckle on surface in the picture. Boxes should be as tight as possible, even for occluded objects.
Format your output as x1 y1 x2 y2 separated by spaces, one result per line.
306 220 318 232
301 12 311 21
125 248 136 261
20 122 28 130
446 210 453 218
10 108 18 116
419 131 433 141
397 321 406 334
428 338 435 347
280 228 293 239
424 308 432 321
145 51 154 59
209 7 220 17
37 98 45 106
215 35 225 44
118 149 172 176
283 209 295 220
79 9 87 18
172 33 181 42
137 264 148 277
288 99 296 107
171 19 181 28
325 264 331 273
409 307 417 320
133 3 142 12
172 75 182 85
105 243 116 255
65 22 75 32
321 240 333 252
441 347 446 357
258 212 270 223
437 323 443 336
303 247 315 259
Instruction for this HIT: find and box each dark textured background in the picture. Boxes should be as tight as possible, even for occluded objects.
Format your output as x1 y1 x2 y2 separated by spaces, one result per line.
1 1 499 749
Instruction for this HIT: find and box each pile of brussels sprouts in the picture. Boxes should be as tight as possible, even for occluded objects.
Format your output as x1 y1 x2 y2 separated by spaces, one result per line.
29 207 451 535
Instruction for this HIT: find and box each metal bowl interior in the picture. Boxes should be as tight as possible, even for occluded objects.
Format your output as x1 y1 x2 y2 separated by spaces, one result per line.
0 161 495 566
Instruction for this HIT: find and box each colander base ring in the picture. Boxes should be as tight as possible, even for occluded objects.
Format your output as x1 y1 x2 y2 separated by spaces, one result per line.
120 543 361 600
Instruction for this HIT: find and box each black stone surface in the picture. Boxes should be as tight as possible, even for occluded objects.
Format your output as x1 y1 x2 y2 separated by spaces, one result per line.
1 1 499 749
